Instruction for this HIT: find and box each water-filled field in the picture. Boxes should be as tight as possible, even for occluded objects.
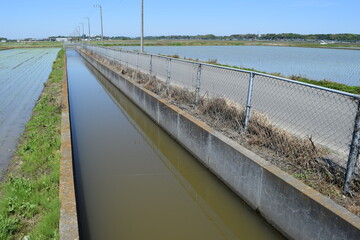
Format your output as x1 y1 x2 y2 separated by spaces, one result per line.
120 45 360 86
0 48 60 173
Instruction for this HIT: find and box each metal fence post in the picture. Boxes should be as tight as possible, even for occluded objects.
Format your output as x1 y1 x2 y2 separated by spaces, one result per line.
126 51 129 71
116 50 120 63
136 52 139 72
244 72 255 133
120 50 124 64
166 58 172 92
117 49 120 64
149 55 153 80
344 100 360 194
195 64 202 104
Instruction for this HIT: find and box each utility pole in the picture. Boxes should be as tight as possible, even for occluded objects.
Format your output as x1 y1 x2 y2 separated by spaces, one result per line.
80 23 84 41
140 0 144 52
85 17 91 41
94 5 104 45
77 26 81 40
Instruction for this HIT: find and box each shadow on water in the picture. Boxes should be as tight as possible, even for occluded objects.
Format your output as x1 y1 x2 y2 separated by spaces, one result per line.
67 49 285 240
66 50 91 240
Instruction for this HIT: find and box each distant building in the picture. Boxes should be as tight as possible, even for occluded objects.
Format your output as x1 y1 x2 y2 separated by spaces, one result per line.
1 40 6 43
320 40 328 45
55 38 69 42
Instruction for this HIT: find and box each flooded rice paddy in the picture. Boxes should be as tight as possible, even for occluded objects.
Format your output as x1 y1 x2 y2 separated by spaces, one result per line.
0 48 60 174
67 49 285 239
120 45 360 86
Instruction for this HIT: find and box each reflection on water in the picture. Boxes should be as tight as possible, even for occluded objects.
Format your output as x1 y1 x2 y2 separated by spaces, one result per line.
67 49 285 240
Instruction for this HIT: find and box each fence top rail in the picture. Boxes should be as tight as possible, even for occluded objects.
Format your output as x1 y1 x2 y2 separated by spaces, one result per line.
80 43 360 99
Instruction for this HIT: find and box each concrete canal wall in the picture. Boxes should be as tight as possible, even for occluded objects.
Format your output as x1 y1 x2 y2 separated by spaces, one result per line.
60 51 79 240
78 50 360 240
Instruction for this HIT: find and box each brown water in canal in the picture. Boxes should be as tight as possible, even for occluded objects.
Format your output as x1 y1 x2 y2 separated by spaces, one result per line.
66 49 285 240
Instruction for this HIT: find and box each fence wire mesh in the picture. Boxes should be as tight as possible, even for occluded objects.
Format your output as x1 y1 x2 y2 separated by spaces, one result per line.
251 75 357 156
77 44 360 183
170 60 198 90
201 65 249 106
138 54 151 75
128 51 137 69
152 57 168 83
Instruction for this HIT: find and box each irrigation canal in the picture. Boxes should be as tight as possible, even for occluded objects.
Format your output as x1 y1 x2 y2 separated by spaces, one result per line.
66 49 285 239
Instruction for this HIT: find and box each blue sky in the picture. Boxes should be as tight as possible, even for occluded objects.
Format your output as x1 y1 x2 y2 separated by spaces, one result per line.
1 0 359 39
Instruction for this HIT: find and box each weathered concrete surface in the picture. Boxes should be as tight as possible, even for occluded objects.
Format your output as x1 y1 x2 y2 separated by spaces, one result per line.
59 51 79 240
78 50 360 240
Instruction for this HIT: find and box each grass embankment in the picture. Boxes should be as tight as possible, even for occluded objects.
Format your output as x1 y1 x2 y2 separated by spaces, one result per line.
287 75 360 94
164 55 360 95
209 61 360 94
0 48 64 239
0 41 62 50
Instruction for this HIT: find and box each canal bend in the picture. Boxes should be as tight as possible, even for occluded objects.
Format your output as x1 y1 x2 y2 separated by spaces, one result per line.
66 49 284 239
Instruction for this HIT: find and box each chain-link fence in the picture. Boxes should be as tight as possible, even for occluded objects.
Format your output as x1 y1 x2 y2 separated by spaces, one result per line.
75 43 360 192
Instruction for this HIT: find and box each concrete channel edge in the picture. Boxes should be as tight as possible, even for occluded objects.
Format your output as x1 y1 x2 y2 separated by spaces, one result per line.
78 50 360 240
59 50 79 240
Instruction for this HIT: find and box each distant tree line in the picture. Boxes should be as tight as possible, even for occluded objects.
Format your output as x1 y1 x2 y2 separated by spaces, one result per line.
8 33 360 42
115 33 360 42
